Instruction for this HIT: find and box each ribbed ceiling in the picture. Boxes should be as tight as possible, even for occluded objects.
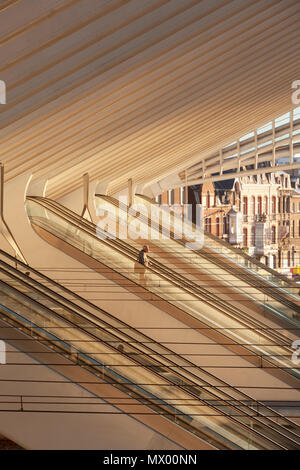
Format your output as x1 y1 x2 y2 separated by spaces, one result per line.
0 0 299 198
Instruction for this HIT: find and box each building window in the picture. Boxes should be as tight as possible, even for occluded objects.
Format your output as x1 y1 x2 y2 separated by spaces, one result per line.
242 197 248 215
298 220 300 237
287 251 291 267
216 217 220 237
292 202 295 213
298 202 300 213
271 226 276 244
278 197 281 214
257 196 262 215
251 196 255 216
286 197 290 213
251 226 256 246
292 220 295 238
207 191 210 208
264 196 268 214
243 228 248 247
278 251 281 268
223 216 228 235
292 247 295 266
156 194 162 204
168 189 174 205
205 217 212 233
180 187 186 205
272 196 276 214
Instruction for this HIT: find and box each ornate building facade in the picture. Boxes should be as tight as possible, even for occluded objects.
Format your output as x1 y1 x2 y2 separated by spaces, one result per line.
157 171 300 278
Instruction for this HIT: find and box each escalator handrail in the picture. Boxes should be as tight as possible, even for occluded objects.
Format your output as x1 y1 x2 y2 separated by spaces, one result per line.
24 199 300 438
136 193 299 290
27 198 300 388
1 276 289 450
115 194 300 312
32 196 298 355
2 247 299 439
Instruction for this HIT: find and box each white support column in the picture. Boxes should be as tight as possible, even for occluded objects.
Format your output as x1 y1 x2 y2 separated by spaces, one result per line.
237 139 241 172
290 110 294 165
202 158 206 180
185 170 188 204
272 119 276 167
0 80 6 104
95 180 110 196
254 129 258 169
128 178 133 207
135 183 146 195
80 173 93 222
26 177 48 197
219 149 223 175
0 164 27 263
0 172 48 264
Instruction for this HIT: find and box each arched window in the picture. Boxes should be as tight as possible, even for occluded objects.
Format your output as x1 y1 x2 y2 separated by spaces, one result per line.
243 228 248 247
207 191 210 208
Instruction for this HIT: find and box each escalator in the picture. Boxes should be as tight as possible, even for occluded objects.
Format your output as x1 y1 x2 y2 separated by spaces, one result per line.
0 249 300 450
95 192 300 339
25 197 300 389
131 193 300 324
27 197 299 387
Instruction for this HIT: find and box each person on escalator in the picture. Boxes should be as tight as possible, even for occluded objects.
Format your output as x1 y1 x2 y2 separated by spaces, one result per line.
138 245 150 267
135 245 150 285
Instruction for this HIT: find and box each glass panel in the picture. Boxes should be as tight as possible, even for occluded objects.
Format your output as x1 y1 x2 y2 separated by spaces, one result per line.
1 248 283 450
25 198 299 380
21 198 300 448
